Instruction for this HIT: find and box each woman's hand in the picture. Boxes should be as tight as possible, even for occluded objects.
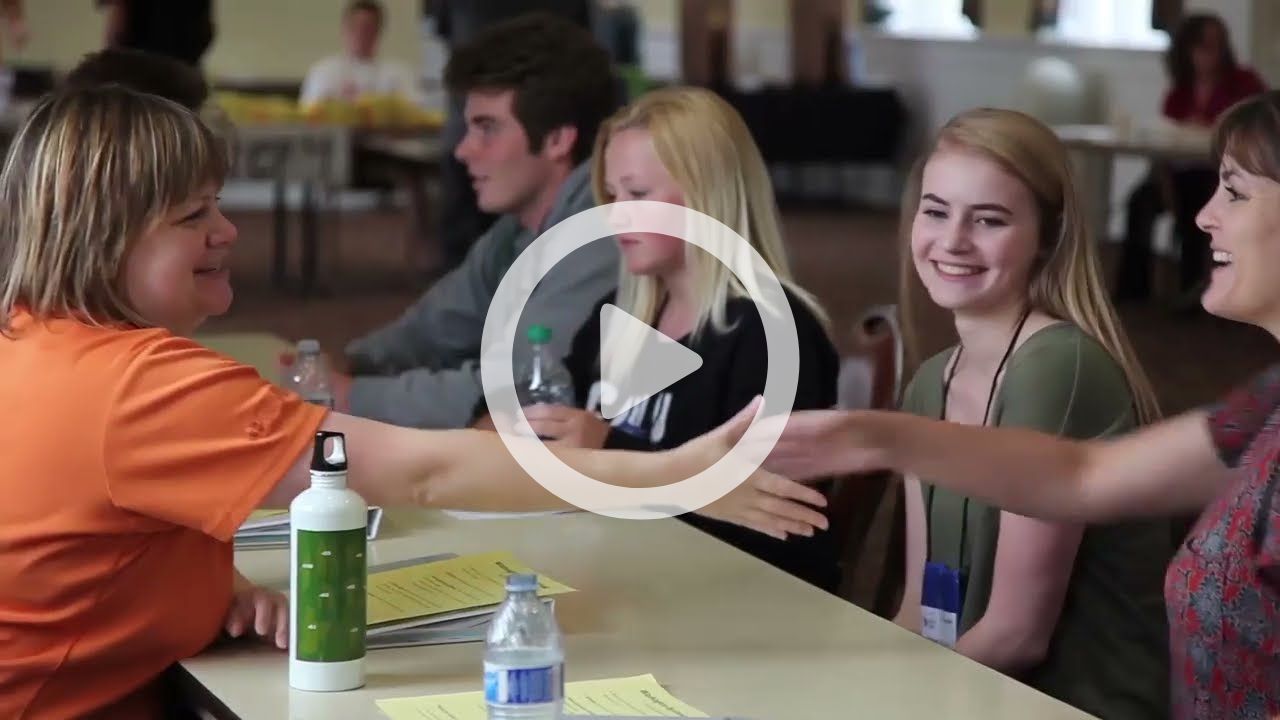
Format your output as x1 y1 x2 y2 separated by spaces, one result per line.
695 468 830 540
225 572 288 650
675 399 831 540
521 405 610 449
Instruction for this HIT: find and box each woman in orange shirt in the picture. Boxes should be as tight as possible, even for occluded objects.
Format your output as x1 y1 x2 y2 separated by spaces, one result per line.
0 86 827 719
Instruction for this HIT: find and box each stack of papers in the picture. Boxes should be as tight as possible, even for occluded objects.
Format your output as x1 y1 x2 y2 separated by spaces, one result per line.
376 674 709 719
234 507 384 549
365 551 575 649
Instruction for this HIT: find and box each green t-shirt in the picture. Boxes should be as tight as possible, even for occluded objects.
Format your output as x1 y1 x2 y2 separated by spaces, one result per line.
902 323 1170 720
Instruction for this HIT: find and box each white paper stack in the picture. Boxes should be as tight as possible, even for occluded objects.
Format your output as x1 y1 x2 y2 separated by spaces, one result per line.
234 507 384 549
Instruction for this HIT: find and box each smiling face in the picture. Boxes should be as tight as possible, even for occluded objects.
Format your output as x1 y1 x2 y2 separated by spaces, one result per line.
122 185 237 336
1196 156 1280 330
910 147 1042 316
602 126 688 276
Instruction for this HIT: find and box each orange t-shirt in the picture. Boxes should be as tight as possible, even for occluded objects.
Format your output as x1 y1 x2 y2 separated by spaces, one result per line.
0 313 327 719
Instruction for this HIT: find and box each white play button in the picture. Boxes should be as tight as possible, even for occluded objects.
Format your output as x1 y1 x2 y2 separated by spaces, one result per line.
598 304 703 420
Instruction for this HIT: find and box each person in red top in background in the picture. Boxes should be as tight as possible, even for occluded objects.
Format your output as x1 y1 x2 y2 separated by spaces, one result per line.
1116 13 1265 305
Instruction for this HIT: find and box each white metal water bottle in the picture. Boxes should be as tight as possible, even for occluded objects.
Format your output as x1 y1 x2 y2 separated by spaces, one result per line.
290 431 367 692
484 574 564 719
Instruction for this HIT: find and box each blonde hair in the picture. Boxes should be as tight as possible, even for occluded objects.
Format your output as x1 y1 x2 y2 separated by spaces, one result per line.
899 108 1160 423
0 85 229 332
590 86 826 337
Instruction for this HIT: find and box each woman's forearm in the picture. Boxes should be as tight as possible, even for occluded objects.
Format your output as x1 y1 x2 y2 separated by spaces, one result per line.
892 604 920 633
866 411 1095 521
275 413 701 513
410 428 691 511
856 409 1224 522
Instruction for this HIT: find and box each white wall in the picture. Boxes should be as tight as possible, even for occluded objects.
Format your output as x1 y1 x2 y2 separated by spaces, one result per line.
630 0 681 81
1185 0 1253 60
1251 0 1280 85
731 0 792 87
855 31 1167 227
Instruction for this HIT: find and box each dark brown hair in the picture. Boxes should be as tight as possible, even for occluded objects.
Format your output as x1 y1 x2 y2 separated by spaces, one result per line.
65 48 209 111
1212 90 1280 182
1166 13 1237 90
445 12 617 164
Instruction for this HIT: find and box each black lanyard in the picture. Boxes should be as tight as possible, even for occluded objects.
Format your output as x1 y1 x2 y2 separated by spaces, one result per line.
926 307 1032 565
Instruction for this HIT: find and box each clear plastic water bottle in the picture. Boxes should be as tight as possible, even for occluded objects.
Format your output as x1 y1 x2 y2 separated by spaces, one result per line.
292 339 335 409
484 574 563 719
515 325 574 407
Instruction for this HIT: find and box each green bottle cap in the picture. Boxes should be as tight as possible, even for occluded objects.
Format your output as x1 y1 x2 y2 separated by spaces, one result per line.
527 325 552 345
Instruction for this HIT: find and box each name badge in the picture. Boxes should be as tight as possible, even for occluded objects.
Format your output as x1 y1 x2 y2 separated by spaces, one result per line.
921 561 966 649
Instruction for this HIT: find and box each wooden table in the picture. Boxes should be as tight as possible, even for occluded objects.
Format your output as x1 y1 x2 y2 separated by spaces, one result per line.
178 511 1092 720
1053 123 1212 244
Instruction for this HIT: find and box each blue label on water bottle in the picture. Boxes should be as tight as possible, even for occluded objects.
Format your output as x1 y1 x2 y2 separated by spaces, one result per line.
484 663 563 705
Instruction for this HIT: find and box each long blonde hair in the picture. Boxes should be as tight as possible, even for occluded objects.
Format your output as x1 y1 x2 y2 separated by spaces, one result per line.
899 108 1160 423
0 85 228 332
590 86 825 336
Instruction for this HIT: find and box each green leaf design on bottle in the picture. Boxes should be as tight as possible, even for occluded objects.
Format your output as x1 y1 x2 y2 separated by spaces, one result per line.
295 528 367 662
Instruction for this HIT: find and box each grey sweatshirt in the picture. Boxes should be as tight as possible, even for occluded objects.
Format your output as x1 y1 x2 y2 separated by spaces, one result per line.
344 163 618 429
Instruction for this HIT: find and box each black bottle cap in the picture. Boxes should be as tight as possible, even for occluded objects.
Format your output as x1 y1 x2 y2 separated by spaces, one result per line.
311 431 348 472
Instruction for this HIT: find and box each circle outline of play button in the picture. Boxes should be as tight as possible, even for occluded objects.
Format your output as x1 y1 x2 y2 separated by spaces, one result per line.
479 201 800 519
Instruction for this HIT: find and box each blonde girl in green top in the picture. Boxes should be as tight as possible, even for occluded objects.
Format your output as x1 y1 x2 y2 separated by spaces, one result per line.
889 108 1171 718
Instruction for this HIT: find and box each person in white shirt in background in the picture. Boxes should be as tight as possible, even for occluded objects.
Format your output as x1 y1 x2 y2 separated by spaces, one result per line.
300 0 422 108
300 0 433 268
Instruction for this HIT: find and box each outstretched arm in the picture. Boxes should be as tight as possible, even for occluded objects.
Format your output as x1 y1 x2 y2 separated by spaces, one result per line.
764 408 1228 524
266 402 829 541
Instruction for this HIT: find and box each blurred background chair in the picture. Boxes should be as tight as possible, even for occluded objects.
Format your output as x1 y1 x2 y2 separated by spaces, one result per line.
826 304 906 616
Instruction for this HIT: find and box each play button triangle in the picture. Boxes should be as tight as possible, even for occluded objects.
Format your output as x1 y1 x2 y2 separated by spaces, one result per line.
598 304 703 421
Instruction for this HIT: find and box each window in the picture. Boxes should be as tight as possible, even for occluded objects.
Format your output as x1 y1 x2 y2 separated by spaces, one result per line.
867 0 1184 44
1041 0 1166 47
865 0 977 38
1035 0 1184 41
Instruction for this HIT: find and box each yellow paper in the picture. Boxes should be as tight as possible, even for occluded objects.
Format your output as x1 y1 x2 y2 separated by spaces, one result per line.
367 551 575 626
247 509 288 520
375 674 709 719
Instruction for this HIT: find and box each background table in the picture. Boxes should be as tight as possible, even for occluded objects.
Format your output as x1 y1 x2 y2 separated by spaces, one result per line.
231 124 442 295
1054 123 1213 244
179 510 1092 720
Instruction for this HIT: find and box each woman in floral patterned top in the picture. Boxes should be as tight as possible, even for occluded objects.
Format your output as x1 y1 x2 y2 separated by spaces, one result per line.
747 90 1280 719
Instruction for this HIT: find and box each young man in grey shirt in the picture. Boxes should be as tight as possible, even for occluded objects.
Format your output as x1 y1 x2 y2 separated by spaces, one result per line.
334 13 620 429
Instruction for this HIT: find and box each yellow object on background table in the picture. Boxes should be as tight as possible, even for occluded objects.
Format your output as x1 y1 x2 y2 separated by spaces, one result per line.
214 91 444 130
376 674 708 720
